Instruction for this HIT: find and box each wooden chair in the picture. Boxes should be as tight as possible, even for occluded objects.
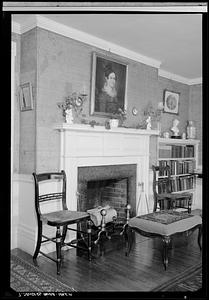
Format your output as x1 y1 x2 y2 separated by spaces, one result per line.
33 170 92 275
124 165 202 270
152 165 193 213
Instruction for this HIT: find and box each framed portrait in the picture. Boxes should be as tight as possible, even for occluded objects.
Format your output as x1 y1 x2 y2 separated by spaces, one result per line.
90 52 128 117
163 90 179 114
19 82 33 111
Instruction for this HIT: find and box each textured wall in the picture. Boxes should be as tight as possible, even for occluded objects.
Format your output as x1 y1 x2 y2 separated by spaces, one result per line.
19 29 37 173
158 76 190 135
12 33 21 173
15 27 202 173
189 84 202 166
35 28 162 172
149 77 191 168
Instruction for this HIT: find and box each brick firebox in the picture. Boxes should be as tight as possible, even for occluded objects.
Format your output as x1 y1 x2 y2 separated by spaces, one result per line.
77 164 137 219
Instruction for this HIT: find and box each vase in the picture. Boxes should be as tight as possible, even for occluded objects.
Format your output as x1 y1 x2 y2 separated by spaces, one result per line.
109 119 119 128
157 122 161 134
65 109 74 124
186 121 196 139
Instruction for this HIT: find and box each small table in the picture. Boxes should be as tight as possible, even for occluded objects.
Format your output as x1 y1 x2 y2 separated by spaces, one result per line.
125 210 202 270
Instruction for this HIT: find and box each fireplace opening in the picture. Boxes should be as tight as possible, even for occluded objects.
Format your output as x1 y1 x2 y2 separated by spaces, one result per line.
86 177 128 219
77 164 137 219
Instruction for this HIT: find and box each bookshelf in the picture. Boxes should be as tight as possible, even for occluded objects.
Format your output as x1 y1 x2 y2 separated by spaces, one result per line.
157 138 200 194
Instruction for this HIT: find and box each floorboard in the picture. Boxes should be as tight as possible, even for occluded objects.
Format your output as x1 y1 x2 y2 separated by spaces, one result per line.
11 227 202 292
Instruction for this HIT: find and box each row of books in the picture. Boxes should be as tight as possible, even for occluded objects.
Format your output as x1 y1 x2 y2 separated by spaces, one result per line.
159 144 195 158
171 175 195 192
159 160 195 176
158 175 195 194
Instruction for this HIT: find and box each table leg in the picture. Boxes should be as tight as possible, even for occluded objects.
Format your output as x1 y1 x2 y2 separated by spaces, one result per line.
162 235 171 270
198 224 202 251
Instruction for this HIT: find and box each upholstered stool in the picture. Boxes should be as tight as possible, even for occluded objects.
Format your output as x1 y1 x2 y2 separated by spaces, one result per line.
125 210 202 270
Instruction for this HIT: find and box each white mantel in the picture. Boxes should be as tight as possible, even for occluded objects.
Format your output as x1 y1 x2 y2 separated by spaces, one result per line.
55 123 159 135
55 124 159 216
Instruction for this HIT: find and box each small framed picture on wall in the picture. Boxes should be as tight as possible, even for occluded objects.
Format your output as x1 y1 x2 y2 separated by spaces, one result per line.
163 90 179 114
19 82 33 111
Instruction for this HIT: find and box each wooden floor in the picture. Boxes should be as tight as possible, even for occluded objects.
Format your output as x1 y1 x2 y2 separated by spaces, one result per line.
12 227 202 292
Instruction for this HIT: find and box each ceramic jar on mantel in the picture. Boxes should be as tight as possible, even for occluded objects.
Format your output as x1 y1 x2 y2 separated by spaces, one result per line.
109 119 119 128
186 121 196 139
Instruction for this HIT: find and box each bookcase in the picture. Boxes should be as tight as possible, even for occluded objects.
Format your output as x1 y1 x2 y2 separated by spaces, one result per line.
157 138 200 194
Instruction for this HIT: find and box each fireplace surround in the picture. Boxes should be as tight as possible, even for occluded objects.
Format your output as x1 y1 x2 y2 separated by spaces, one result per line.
55 124 158 218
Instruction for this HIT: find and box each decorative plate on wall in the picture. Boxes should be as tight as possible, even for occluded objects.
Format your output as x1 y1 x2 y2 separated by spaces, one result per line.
132 107 138 116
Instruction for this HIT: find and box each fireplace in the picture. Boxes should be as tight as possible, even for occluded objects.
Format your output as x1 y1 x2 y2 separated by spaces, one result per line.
77 164 137 218
55 124 158 217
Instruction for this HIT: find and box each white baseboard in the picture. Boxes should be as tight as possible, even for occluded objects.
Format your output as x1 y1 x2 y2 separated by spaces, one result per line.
11 216 18 250
18 223 56 255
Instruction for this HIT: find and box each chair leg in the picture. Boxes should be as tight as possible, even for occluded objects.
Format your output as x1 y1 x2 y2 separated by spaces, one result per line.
198 225 202 251
33 219 43 261
56 226 62 275
188 198 192 214
87 220 92 261
125 227 134 257
61 225 67 245
162 236 171 270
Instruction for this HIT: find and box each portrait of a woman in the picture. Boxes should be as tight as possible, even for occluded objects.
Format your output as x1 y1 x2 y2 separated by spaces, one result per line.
96 64 119 113
91 53 127 116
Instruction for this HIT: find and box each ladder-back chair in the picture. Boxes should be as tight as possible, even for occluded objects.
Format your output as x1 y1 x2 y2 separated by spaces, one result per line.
33 170 92 275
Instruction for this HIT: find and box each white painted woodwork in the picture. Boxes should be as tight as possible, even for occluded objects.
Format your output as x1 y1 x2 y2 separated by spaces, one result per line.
55 124 159 216
11 15 203 85
11 124 160 255
158 137 200 170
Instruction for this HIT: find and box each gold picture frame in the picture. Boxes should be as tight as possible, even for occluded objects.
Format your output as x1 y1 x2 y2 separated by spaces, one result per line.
163 90 180 115
90 52 128 117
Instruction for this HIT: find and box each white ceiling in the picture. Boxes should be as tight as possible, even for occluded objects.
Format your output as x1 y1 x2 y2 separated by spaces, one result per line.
12 13 202 81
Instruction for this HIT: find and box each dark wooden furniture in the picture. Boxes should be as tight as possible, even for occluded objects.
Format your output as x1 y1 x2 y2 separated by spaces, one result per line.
152 165 193 213
124 165 202 270
33 170 92 275
125 210 202 270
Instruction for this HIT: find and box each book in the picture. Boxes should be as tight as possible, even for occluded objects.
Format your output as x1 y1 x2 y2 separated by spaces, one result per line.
159 145 172 158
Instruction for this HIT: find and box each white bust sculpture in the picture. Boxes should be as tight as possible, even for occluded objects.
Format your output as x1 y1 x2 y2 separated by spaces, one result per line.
171 119 180 136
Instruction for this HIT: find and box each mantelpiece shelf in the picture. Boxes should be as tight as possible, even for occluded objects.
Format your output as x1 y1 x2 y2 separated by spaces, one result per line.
55 123 159 136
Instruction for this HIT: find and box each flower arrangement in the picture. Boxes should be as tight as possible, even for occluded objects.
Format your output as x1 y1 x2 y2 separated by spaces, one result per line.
143 102 164 122
57 92 86 117
112 107 127 124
